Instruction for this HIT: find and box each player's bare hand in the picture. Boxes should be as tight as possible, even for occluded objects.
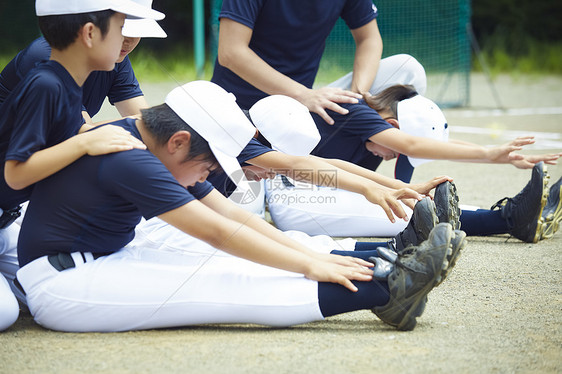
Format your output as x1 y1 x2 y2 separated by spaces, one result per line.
486 136 536 164
509 152 562 169
365 187 422 223
298 87 362 125
409 175 453 196
80 125 147 156
313 253 375 269
304 260 374 292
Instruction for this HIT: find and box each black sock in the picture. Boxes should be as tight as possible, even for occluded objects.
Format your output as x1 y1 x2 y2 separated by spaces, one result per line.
319 250 390 317
394 154 414 183
354 241 388 252
460 209 509 236
318 278 390 317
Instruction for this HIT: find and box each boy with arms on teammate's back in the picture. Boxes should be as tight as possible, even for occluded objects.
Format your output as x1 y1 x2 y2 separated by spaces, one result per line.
0 0 163 331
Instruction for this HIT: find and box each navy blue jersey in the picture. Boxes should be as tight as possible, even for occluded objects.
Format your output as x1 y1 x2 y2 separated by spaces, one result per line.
207 138 273 197
211 0 377 109
0 37 142 115
311 100 393 165
18 118 214 266
0 60 84 210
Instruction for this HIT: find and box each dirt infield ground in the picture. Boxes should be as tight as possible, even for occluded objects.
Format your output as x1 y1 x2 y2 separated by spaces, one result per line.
1 74 561 373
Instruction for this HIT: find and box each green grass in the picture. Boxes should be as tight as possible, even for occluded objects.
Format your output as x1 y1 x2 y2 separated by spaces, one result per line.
473 41 562 77
2 41 560 84
128 47 215 83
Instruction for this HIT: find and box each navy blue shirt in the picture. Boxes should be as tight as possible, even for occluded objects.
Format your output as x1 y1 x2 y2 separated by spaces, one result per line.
0 60 84 210
207 138 273 197
311 100 393 165
211 0 377 109
18 118 214 266
0 37 142 115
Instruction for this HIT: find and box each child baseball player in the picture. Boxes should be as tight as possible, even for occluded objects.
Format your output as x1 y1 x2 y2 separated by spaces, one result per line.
0 0 163 331
15 81 465 332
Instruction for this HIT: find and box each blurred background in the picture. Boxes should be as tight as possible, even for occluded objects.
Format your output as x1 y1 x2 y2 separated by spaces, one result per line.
0 0 561 108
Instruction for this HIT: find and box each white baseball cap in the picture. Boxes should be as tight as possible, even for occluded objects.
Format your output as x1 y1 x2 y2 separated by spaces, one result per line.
122 0 167 38
36 0 165 20
397 95 449 167
249 95 321 156
165 81 256 189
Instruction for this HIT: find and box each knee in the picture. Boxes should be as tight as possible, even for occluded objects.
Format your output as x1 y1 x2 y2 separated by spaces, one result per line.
0 293 19 331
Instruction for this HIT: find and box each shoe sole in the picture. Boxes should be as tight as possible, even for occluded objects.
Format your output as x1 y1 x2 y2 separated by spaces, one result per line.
531 170 551 243
387 224 453 331
435 181 461 230
538 186 562 240
435 229 466 287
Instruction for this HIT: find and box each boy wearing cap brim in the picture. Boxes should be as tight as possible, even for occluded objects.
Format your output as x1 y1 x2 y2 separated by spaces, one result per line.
0 0 166 123
0 0 163 331
14 81 462 333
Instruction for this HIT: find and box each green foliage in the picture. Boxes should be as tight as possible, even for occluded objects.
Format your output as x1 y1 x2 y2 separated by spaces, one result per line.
472 0 562 47
128 47 214 83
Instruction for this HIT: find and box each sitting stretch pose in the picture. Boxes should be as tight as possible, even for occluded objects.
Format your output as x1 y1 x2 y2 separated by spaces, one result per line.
259 85 561 243
15 81 465 333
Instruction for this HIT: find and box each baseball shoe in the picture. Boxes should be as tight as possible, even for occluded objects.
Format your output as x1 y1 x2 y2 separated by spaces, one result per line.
434 181 461 229
539 176 562 240
369 256 395 281
373 223 455 331
379 229 466 287
394 197 438 253
490 162 549 243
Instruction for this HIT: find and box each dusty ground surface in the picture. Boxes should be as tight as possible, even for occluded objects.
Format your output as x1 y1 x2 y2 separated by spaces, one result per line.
0 74 561 373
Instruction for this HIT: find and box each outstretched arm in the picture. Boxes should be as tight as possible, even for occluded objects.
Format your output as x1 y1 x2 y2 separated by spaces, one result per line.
216 18 361 124
199 189 374 268
247 151 422 222
159 200 373 292
4 125 146 190
370 128 561 167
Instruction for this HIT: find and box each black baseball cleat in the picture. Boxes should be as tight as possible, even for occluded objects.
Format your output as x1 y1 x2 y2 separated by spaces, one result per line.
373 223 455 331
539 176 562 240
434 181 461 230
378 230 466 287
490 162 549 243
394 197 438 253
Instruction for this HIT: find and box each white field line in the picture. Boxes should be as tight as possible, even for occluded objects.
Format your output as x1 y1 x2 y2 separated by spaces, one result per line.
445 106 562 118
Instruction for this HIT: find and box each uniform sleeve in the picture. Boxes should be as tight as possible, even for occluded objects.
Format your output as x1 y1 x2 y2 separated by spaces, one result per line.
0 37 50 105
188 181 215 199
5 76 60 162
238 138 274 164
99 150 195 220
320 102 393 142
219 0 266 29
106 56 143 105
341 0 378 29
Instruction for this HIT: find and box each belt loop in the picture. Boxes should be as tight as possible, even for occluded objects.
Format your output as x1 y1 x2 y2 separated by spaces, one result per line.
70 252 85 267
